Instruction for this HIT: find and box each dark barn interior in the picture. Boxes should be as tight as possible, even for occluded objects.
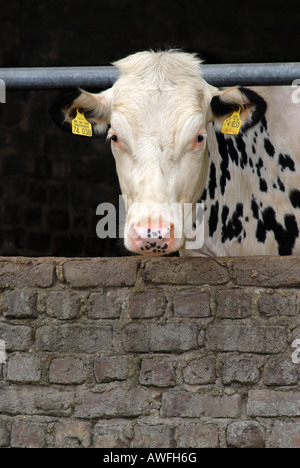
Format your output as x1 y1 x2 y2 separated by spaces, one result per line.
1 0 300 256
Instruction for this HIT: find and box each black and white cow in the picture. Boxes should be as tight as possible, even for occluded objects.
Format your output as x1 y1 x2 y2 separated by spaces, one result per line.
49 50 300 257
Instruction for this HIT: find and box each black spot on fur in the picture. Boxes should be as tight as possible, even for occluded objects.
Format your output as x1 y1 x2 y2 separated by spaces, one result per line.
260 116 268 132
261 207 299 255
256 219 266 243
221 205 229 223
226 138 239 166
290 189 300 209
279 153 295 172
208 162 217 200
236 135 248 167
209 201 219 237
259 178 268 192
251 197 259 219
277 177 285 192
216 133 231 195
264 138 275 157
256 158 264 177
221 203 244 243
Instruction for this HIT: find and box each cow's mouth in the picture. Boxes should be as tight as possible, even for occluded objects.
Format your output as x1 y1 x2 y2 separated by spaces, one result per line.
126 222 180 255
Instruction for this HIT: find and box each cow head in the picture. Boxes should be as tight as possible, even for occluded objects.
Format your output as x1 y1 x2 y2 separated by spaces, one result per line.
49 50 266 256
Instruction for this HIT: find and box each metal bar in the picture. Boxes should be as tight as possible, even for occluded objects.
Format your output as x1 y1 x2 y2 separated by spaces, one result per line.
0 66 121 90
203 63 300 86
1 63 300 89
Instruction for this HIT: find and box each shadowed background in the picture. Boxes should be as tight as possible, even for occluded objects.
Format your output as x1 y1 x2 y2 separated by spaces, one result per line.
0 0 299 256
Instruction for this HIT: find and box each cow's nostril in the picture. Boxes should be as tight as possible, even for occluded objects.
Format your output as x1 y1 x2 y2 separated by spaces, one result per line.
130 223 174 255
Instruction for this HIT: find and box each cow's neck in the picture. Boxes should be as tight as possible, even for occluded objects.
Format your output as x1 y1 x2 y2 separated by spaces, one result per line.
195 120 299 257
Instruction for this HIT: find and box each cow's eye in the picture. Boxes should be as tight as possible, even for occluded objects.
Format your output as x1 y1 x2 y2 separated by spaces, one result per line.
196 134 204 143
110 134 118 143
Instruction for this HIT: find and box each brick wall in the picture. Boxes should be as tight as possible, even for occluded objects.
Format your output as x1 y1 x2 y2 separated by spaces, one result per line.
0 255 300 448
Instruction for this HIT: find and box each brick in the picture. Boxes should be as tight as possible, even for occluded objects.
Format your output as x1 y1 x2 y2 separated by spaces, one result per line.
161 390 242 418
0 383 74 416
123 323 198 353
129 290 165 318
88 290 124 319
206 324 287 353
132 424 175 448
248 390 300 417
44 290 81 319
258 292 297 317
222 357 259 384
0 323 32 351
215 289 252 319
270 421 300 448
176 422 219 448
75 388 150 418
140 357 176 387
183 357 216 385
50 358 85 384
63 258 137 287
227 421 265 448
0 420 9 447
144 257 229 285
122 323 150 352
7 353 41 383
174 290 211 318
94 356 129 383
11 421 47 448
231 256 300 287
93 421 132 448
36 324 112 353
0 259 55 288
263 357 299 386
54 421 91 448
3 289 37 318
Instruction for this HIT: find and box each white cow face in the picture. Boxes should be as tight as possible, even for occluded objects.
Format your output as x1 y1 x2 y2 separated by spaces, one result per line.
49 51 261 255
107 80 212 255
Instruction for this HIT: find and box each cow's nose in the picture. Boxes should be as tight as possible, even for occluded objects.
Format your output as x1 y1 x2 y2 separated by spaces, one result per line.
130 223 174 254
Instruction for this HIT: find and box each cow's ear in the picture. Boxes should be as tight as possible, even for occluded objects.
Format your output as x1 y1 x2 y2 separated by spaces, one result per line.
48 88 112 135
210 86 267 133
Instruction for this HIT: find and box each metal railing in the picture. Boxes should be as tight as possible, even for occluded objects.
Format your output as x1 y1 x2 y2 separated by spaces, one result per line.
1 63 300 89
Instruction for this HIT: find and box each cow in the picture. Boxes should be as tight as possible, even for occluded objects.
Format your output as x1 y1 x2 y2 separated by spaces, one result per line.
49 50 300 257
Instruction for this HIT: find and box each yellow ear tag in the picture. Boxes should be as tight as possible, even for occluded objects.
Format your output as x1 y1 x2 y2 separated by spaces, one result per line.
72 108 92 137
221 106 242 135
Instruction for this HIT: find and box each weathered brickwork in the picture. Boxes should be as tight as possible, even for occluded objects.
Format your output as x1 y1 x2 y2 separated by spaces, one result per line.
0 256 300 448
